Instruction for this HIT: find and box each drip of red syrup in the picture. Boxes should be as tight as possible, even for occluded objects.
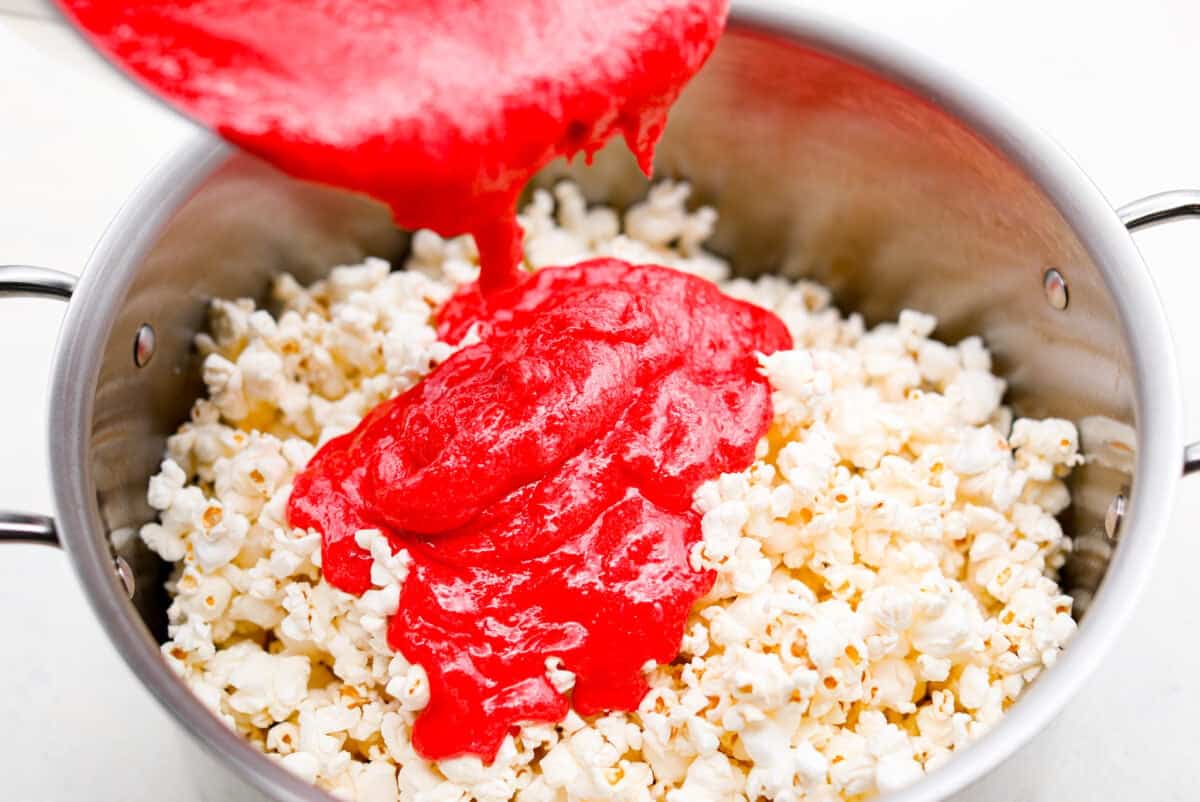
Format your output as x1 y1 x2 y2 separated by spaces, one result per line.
288 260 792 760
54 0 729 292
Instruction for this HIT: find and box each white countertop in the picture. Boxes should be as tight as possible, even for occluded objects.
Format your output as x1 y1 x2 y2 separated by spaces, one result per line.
3 1 1200 799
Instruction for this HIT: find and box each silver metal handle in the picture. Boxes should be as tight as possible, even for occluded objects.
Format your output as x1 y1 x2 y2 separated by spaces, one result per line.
0 264 76 300
0 264 76 547
1117 193 1200 475
0 513 58 547
1118 191 1200 232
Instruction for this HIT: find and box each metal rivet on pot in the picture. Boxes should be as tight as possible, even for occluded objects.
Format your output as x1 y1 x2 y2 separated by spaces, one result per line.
1105 493 1125 540
115 555 135 598
1043 268 1069 310
133 323 156 367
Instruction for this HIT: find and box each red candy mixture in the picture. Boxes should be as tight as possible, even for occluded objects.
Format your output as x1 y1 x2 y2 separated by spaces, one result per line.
289 260 791 759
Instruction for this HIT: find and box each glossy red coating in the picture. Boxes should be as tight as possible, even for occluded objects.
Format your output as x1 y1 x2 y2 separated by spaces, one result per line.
288 260 792 760
54 0 728 292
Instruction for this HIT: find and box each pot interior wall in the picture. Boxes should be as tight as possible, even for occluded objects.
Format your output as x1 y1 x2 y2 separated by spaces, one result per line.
90 23 1135 637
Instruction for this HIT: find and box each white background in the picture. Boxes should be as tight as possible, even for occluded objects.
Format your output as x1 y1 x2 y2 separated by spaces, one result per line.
3 1 1200 799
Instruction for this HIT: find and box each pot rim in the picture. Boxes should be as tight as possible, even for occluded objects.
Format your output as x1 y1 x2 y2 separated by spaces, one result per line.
47 5 1183 801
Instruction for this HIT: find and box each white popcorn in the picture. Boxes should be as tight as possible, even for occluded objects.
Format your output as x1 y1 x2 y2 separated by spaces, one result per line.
742 711 822 799
945 370 1005 426
916 654 952 683
876 752 924 794
956 664 991 711
355 762 400 802
281 751 321 784
385 663 431 712
544 657 577 695
667 752 742 802
267 722 301 755
909 586 980 658
777 430 838 502
207 642 311 721
193 506 250 573
147 458 188 511
142 181 1080 802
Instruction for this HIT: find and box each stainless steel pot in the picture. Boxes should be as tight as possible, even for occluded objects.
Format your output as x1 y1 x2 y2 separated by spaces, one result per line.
4 4 1199 801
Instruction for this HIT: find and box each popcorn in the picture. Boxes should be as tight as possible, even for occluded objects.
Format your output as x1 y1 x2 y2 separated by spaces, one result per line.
667 752 743 802
281 751 321 784
385 662 431 712
355 762 400 802
267 721 301 755
544 658 577 695
206 641 311 722
141 181 1079 801
354 530 412 592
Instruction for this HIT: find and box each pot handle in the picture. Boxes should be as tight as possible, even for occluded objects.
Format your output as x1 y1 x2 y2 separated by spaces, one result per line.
0 264 77 546
1117 191 1200 475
